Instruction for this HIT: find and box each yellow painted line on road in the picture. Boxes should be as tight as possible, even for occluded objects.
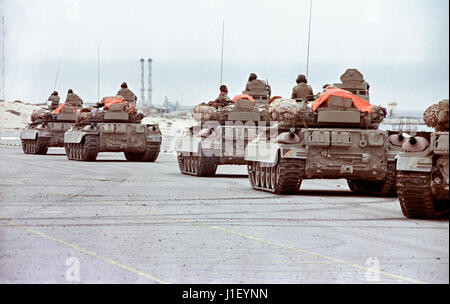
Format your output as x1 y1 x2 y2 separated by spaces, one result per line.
1 219 168 284
5 179 24 185
110 202 427 284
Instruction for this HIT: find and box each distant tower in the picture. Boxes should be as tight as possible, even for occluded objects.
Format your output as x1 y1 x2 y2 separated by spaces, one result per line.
139 58 145 107
147 58 153 107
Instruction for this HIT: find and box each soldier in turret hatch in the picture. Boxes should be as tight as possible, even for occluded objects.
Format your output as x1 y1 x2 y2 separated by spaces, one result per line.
215 85 231 102
116 82 137 105
65 89 83 109
47 91 60 111
245 73 271 97
291 74 314 101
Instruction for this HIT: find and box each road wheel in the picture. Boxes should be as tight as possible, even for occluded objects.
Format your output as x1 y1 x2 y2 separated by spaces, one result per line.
141 142 160 162
80 135 99 161
265 166 272 190
347 161 397 197
397 170 448 219
35 137 49 155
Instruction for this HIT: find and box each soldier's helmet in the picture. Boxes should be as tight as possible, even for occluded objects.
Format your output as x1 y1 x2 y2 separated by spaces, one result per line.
121 82 128 88
248 73 257 81
296 74 307 84
68 89 73 94
219 85 228 93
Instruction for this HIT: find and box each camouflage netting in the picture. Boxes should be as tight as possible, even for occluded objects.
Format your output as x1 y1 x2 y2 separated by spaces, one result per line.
259 104 270 122
268 97 385 128
206 99 234 109
269 98 305 124
31 109 52 122
423 103 440 128
193 100 269 123
76 104 144 124
193 104 220 122
126 104 145 121
76 110 103 123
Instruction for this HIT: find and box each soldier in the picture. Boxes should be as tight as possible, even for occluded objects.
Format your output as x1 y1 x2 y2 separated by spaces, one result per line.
47 91 60 111
291 74 314 101
245 73 271 97
116 82 137 105
215 85 231 102
65 89 83 109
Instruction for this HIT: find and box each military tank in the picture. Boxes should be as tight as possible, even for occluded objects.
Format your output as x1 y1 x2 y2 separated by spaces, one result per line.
175 96 270 176
64 96 161 161
20 104 77 154
396 100 449 218
245 69 400 196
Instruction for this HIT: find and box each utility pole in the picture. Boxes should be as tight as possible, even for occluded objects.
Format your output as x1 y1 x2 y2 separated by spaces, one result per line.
139 58 145 107
220 19 225 85
148 58 152 107
97 44 100 102
1 16 5 102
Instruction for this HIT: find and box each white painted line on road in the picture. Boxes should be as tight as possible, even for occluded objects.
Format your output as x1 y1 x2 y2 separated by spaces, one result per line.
1 219 169 284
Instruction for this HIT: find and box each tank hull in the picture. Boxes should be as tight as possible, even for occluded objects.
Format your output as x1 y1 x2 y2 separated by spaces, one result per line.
20 121 75 154
175 124 267 176
396 131 449 218
64 122 161 161
245 128 399 196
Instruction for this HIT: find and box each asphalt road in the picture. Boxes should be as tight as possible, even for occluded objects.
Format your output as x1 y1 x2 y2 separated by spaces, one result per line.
0 146 448 284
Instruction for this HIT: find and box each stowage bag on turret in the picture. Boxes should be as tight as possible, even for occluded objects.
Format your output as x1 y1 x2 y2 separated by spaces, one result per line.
269 98 303 124
423 103 440 128
31 109 52 122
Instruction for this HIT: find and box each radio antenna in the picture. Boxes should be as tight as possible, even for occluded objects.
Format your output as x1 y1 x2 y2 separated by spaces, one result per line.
53 57 61 91
306 0 313 80
220 19 225 85
97 44 100 101
1 16 5 101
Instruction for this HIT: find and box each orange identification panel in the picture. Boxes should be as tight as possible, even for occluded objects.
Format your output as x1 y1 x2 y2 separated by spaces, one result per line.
311 88 374 113
269 96 282 104
104 97 125 109
53 103 76 114
232 94 255 103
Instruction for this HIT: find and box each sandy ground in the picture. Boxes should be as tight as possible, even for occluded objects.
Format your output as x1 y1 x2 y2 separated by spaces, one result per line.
0 101 42 130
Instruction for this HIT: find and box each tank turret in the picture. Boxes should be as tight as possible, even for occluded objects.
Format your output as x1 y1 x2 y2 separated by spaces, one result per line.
20 105 77 154
333 69 370 102
64 96 161 162
246 70 398 197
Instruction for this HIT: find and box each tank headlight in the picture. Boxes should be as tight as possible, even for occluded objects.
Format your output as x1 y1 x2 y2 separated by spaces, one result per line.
83 125 97 131
402 136 429 152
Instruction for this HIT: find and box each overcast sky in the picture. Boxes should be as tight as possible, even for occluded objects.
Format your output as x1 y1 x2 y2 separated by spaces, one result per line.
0 0 449 110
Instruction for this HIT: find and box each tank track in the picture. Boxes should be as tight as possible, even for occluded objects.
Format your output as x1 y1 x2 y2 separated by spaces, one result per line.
177 152 219 177
248 158 304 194
21 137 49 155
124 142 161 162
142 142 161 162
347 161 397 197
396 170 448 219
65 134 99 161
378 161 397 196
